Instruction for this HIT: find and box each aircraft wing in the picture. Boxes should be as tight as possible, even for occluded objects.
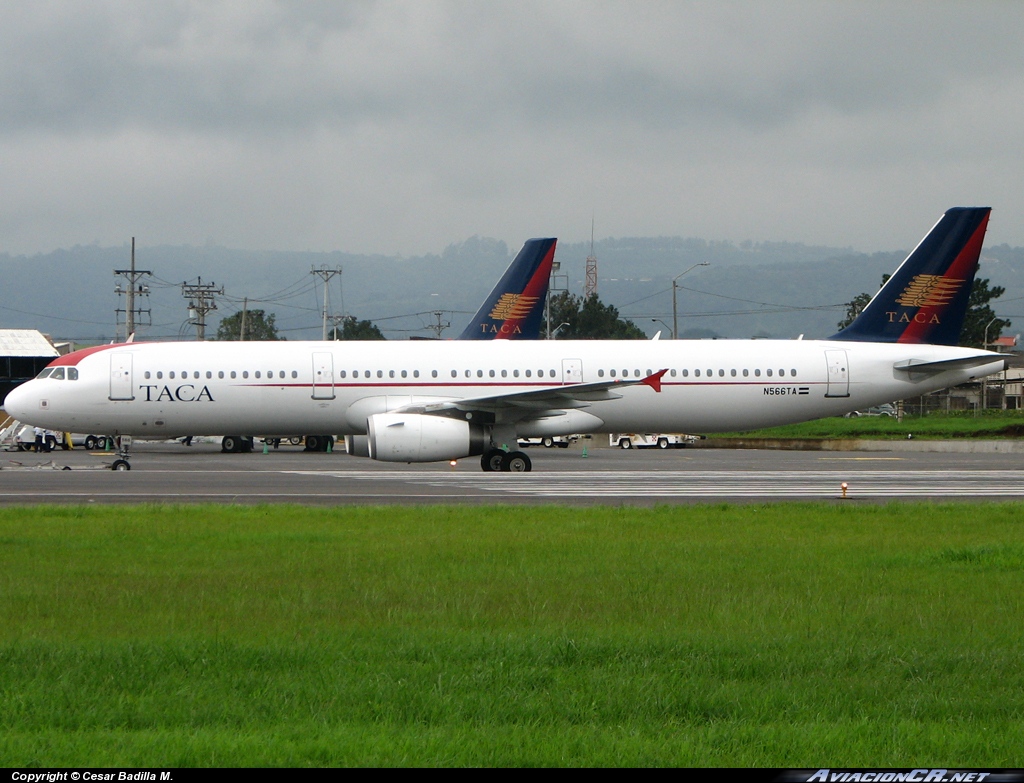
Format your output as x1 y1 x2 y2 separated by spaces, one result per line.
396 369 667 415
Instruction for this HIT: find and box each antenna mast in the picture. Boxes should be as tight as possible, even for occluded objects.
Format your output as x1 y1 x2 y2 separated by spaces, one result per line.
584 217 598 299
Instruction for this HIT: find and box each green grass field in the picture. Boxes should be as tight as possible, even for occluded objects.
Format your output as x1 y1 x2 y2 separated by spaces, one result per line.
1 502 1022 766
718 408 1024 440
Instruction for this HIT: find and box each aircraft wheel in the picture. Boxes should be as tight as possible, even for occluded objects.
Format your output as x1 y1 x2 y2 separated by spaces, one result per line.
481 449 505 472
111 459 131 471
241 437 254 453
542 437 554 448
619 439 632 449
288 437 303 446
501 451 531 473
84 436 97 450
222 435 242 453
657 438 669 449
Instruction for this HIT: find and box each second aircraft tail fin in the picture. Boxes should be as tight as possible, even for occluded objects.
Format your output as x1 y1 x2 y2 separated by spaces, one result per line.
458 238 557 340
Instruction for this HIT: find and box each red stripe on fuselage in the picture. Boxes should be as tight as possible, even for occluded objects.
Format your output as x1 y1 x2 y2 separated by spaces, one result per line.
48 342 147 366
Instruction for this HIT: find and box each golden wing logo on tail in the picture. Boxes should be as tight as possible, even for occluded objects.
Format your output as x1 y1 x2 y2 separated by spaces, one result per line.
488 293 539 320
895 275 964 308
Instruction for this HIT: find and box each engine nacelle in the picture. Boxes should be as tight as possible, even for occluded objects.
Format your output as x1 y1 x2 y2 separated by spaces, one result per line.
354 413 486 463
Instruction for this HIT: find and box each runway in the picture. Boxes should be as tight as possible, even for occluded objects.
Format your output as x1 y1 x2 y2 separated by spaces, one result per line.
2 440 1023 504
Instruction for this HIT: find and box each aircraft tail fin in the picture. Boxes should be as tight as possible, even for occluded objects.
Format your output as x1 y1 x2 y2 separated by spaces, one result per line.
458 238 557 340
830 207 991 345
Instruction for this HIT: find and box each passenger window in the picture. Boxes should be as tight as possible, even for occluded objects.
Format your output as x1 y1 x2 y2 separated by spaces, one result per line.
791 369 797 376
377 370 383 378
669 369 676 377
292 371 298 379
754 369 760 377
230 371 236 379
144 371 151 380
243 371 249 379
742 369 749 377
513 370 520 378
489 370 495 377
525 370 532 378
477 370 483 378
400 370 406 378
431 370 437 378
730 369 737 377
767 369 773 377
340 371 347 379
501 369 507 378
255 371 261 379
718 369 725 377
598 369 605 377
170 372 176 379
451 370 457 378
206 371 212 379
413 370 419 378
219 371 225 379
610 369 616 377
682 369 689 377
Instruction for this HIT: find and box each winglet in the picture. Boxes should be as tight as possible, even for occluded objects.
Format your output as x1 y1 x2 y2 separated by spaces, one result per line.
641 369 668 393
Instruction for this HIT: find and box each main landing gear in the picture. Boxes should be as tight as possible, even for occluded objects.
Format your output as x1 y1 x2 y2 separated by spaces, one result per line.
480 448 532 473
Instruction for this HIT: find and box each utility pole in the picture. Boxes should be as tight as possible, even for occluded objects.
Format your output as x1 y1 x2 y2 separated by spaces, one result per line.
181 277 223 341
310 265 343 340
426 310 450 339
114 237 152 341
672 262 710 340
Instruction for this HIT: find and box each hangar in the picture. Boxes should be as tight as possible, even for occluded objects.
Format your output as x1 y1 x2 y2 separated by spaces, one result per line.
0 329 60 408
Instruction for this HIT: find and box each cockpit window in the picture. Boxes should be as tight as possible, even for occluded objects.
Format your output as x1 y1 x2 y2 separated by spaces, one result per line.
36 368 55 379
50 368 65 380
67 368 78 380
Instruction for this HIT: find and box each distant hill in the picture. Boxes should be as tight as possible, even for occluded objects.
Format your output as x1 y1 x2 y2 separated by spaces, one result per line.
2 236 1022 343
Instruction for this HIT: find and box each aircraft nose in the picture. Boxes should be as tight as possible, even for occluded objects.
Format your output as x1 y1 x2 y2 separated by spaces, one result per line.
3 381 35 421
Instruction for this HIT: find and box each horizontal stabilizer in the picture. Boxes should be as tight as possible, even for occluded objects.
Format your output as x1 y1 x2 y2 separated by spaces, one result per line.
893 354 1006 374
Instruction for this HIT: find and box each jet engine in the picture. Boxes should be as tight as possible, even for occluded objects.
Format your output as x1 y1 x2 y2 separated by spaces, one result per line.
346 412 486 463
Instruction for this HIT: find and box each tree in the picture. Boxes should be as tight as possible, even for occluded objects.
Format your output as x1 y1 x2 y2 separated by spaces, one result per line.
959 278 1010 349
330 316 386 340
837 274 889 330
543 292 647 339
216 309 282 341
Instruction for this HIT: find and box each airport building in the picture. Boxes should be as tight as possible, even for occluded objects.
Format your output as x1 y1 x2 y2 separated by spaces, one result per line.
0 329 60 408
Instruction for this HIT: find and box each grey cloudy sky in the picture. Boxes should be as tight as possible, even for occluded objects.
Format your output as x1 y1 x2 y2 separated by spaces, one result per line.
2 1 1023 257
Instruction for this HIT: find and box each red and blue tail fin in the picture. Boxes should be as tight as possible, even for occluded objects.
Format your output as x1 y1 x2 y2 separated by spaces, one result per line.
458 238 557 340
830 207 991 345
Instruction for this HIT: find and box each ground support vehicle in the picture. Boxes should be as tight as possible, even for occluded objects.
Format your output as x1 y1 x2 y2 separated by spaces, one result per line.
609 433 702 450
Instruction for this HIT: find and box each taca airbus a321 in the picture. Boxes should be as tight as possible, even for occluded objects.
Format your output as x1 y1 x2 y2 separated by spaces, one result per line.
4 207 1007 471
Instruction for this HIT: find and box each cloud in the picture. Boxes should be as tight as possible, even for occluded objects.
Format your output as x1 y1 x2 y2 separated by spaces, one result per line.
1 1 1023 256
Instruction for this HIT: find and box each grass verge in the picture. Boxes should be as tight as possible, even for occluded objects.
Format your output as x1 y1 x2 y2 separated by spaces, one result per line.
0 502 1022 766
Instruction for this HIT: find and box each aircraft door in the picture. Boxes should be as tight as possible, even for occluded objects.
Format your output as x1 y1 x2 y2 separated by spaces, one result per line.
109 353 134 400
561 358 583 385
824 349 850 398
312 352 336 399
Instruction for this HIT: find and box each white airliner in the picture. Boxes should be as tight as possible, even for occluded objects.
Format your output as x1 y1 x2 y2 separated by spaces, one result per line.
4 208 1006 471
